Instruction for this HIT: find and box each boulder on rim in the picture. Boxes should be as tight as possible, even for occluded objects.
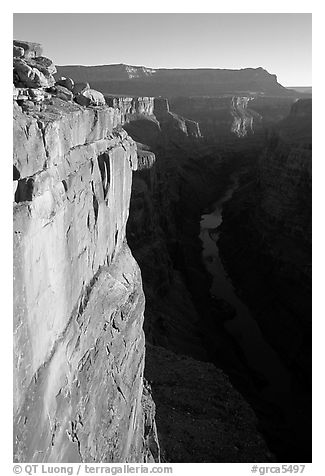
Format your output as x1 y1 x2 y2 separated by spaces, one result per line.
74 89 106 107
55 76 74 92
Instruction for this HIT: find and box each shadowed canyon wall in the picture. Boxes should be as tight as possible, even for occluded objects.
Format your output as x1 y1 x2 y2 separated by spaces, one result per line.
219 99 312 381
121 94 311 461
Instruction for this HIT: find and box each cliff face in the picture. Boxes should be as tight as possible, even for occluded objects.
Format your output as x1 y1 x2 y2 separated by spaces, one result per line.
13 42 159 463
56 64 291 97
105 96 155 124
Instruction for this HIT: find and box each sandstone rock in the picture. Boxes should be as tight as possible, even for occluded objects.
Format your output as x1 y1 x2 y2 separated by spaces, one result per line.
13 45 24 58
14 40 42 59
26 56 57 75
56 76 74 91
13 58 55 88
105 96 156 125
73 82 90 95
75 89 106 107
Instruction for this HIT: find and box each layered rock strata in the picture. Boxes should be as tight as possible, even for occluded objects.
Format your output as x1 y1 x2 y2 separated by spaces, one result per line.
13 44 159 463
56 64 293 97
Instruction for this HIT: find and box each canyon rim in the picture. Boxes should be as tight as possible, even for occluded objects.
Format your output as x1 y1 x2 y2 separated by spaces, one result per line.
12 12 312 468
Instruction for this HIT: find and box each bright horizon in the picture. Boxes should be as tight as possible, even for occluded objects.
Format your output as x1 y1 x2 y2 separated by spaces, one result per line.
13 13 312 87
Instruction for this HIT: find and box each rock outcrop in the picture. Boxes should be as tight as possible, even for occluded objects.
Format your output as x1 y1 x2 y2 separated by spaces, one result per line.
13 40 107 113
13 41 159 463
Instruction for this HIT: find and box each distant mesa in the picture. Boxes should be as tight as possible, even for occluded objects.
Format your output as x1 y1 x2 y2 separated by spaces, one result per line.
55 63 297 98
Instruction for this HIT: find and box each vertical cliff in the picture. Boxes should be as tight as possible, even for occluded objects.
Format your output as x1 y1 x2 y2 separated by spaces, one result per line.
13 42 159 463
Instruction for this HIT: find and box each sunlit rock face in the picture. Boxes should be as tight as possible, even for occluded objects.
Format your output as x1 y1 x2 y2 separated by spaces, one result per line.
105 96 155 124
13 91 159 462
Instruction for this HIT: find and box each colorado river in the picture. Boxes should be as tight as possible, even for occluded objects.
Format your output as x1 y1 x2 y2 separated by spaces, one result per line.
199 174 291 408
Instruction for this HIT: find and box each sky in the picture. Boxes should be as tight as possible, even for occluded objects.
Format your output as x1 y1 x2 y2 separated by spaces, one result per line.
13 13 312 87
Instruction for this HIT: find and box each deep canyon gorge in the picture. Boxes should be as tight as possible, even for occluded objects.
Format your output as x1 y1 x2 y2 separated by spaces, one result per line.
13 40 312 463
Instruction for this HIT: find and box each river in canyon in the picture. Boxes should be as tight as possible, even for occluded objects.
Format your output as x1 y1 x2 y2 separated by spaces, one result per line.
199 172 308 460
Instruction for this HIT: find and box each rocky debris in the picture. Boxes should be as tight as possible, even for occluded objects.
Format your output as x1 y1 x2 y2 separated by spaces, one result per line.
56 76 74 91
74 88 106 107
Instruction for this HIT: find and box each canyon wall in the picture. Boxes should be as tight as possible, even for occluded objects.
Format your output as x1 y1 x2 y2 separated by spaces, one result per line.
219 99 312 381
13 42 159 463
168 96 299 141
123 107 274 462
